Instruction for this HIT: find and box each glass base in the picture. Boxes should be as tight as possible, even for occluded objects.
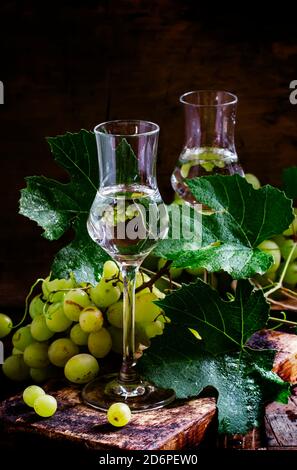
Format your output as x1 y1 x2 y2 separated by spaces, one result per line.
82 373 176 412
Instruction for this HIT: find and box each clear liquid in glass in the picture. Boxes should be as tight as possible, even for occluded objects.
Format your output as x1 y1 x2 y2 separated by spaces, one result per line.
87 184 168 263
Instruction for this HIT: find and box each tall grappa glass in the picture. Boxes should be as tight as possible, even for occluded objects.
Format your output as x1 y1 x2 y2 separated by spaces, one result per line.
82 120 175 411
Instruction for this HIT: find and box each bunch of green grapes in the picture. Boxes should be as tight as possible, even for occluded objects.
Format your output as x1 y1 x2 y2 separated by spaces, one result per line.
1 260 169 384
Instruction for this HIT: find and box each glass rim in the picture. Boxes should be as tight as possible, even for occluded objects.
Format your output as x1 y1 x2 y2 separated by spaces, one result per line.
94 119 160 137
180 90 238 107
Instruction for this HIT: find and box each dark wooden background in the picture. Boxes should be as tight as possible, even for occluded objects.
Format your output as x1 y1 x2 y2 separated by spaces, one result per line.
1 1 297 310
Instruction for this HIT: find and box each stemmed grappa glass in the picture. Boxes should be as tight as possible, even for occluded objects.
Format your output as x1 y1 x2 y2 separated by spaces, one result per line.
82 120 175 411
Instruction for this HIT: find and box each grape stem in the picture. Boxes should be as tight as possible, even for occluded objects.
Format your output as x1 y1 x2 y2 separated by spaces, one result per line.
13 278 44 329
265 242 297 298
268 316 297 327
135 260 173 293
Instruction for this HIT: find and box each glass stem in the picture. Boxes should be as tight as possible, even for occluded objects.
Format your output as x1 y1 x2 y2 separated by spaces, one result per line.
119 263 139 384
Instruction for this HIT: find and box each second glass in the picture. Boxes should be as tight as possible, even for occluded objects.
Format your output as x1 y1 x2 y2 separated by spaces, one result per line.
83 120 175 411
171 90 244 204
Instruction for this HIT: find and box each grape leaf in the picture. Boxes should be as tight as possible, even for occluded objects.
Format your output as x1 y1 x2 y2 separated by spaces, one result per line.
155 175 294 278
19 130 109 283
139 337 289 434
154 279 270 355
138 279 289 434
282 167 297 200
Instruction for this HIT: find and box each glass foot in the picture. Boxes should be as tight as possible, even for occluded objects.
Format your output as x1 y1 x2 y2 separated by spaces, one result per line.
82 373 176 412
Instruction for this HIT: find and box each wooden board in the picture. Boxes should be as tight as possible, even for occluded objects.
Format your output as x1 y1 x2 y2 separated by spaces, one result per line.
0 383 216 451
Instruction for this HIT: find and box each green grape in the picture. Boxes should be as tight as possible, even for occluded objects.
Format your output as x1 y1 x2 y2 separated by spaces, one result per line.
23 385 45 407
108 326 123 354
107 403 131 427
158 258 183 279
272 234 286 247
63 289 92 321
12 347 23 355
172 193 184 206
200 161 215 172
257 239 281 274
88 328 112 358
180 162 192 179
107 301 123 328
12 325 34 351
30 366 57 383
70 323 89 346
79 306 104 333
135 320 164 347
64 353 99 384
135 293 163 323
90 279 121 309
34 394 57 418
245 173 261 189
2 355 30 381
279 238 297 262
283 208 297 236
42 277 76 302
31 314 54 341
48 338 79 367
185 266 205 276
45 302 72 332
0 313 12 338
103 260 119 279
23 342 49 369
29 295 45 319
283 261 297 287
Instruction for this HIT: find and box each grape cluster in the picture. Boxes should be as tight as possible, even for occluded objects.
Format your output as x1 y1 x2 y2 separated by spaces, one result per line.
256 208 297 289
1 261 167 385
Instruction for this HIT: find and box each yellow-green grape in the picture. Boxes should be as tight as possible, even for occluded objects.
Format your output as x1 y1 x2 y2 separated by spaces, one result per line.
12 325 34 351
31 314 54 341
42 277 76 302
89 279 121 309
245 173 261 189
185 266 205 276
79 306 104 333
64 353 99 384
107 403 131 427
12 347 23 355
70 323 89 346
106 301 123 328
273 234 286 247
180 162 192 178
0 313 12 338
103 260 119 279
48 338 79 367
279 238 297 262
29 295 45 319
30 366 57 383
88 328 112 358
257 240 281 274
23 385 45 407
2 355 30 381
34 394 57 418
135 293 163 323
158 258 183 279
63 289 92 321
283 261 297 287
45 302 72 332
200 161 215 172
23 342 49 369
136 320 164 342
108 326 123 354
283 208 297 236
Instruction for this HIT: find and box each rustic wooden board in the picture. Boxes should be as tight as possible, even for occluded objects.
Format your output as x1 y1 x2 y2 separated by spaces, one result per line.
0 383 216 451
265 392 297 449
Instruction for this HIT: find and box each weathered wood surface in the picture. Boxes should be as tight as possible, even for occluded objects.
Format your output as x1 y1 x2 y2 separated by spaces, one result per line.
0 384 216 451
265 391 297 449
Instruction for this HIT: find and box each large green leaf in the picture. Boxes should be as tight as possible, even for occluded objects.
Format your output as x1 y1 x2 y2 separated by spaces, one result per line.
282 167 297 200
138 279 289 434
19 130 108 283
155 175 294 278
155 279 269 355
139 336 288 434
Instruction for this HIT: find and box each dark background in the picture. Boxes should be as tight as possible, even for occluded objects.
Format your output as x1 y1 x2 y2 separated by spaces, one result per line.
1 1 297 310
